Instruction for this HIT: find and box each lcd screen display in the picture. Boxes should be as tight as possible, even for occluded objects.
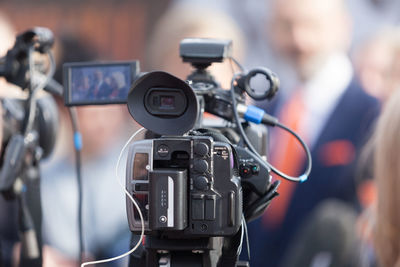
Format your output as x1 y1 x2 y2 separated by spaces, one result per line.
64 61 139 106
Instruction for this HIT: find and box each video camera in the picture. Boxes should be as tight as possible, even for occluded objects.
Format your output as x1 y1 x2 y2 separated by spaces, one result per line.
63 38 311 267
123 39 278 238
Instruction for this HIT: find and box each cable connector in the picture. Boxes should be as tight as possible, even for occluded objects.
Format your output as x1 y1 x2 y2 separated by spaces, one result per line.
74 132 83 151
237 104 278 126
300 174 308 183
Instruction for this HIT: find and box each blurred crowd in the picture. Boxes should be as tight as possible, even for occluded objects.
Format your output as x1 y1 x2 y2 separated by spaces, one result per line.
0 0 400 266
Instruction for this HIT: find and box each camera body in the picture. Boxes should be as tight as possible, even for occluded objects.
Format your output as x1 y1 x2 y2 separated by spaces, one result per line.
126 135 242 237
63 38 281 266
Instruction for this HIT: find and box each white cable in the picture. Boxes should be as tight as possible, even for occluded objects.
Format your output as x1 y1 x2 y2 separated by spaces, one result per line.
81 127 147 267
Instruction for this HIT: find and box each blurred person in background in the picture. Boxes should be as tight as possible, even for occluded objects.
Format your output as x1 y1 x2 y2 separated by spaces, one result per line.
172 0 400 88
353 27 400 103
373 84 400 267
244 0 380 266
349 26 400 267
351 78 400 267
349 32 400 246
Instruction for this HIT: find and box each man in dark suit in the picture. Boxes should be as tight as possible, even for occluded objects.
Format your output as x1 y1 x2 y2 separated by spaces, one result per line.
244 0 380 266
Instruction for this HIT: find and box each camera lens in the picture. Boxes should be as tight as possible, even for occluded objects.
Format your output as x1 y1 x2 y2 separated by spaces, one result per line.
144 88 187 117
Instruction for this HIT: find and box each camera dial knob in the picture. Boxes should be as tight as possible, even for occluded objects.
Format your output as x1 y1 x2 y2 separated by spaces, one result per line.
194 176 208 191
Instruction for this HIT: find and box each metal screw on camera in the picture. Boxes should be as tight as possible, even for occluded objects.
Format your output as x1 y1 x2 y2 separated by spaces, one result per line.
159 216 167 223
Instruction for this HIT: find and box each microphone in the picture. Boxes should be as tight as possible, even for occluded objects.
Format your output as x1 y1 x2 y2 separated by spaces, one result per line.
280 199 360 267
0 27 55 89
17 27 54 53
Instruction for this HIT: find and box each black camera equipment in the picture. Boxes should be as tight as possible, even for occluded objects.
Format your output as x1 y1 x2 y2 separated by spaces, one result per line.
123 38 311 267
0 27 60 267
63 38 311 267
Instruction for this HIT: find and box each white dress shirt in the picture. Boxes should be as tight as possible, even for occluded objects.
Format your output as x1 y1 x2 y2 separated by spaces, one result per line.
287 53 354 149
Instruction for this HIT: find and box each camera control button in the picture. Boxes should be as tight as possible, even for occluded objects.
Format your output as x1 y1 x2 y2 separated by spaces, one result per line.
251 164 260 175
239 163 253 178
194 176 208 191
157 144 169 157
194 143 209 156
194 159 209 173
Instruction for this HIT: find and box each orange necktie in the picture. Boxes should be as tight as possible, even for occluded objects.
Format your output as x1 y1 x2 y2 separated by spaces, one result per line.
262 91 307 229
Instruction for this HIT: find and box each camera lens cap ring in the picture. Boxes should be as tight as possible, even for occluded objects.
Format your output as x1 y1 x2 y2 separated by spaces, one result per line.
243 67 280 101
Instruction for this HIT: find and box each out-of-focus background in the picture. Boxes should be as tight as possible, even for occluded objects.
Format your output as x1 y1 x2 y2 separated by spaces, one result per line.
3 0 159 61
1 0 400 266
3 0 400 83
4 0 399 69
